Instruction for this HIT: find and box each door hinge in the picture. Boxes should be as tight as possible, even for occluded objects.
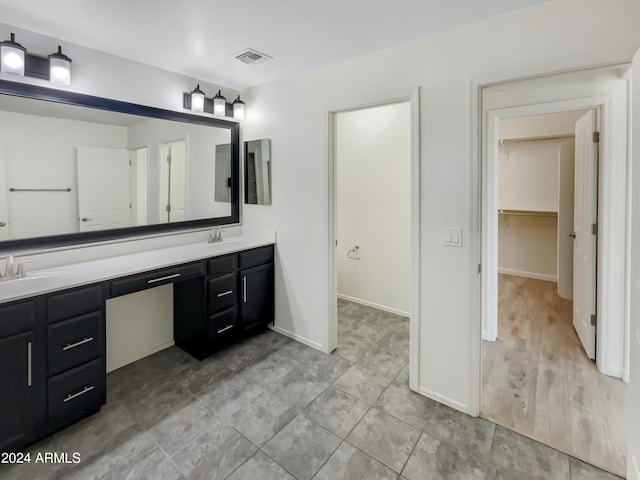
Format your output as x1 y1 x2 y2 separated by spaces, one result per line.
129 203 132 209
167 155 171 164
165 204 171 212
591 223 598 235
478 263 482 274
129 160 132 166
590 314 597 326
593 131 600 143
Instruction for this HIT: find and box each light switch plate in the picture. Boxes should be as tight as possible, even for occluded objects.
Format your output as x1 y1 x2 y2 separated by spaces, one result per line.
442 228 463 247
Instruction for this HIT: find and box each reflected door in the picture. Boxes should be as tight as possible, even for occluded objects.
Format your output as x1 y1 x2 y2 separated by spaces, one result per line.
77 147 131 232
0 141 9 240
162 140 186 223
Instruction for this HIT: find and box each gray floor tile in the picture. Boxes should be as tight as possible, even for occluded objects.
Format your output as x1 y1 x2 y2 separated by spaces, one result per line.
171 424 257 480
226 451 296 480
375 381 436 429
569 457 623 479
54 402 138 462
402 432 489 480
213 342 269 372
196 372 266 417
334 335 378 363
71 427 165 480
269 368 331 409
334 364 390 404
377 331 410 358
347 408 421 473
169 358 233 395
262 415 341 480
314 442 397 480
229 392 297 446
394 364 410 386
489 426 570 480
0 436 78 480
145 398 220 455
304 386 369 438
236 353 296 389
357 348 408 384
240 329 292 353
427 403 496 457
305 354 353 382
120 375 194 425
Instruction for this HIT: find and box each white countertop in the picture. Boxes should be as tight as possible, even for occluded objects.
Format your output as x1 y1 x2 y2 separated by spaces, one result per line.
0 228 276 304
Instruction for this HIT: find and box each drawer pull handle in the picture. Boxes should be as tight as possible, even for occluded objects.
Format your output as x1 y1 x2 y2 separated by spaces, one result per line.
217 324 234 334
216 290 233 298
243 276 247 303
63 385 94 403
27 342 32 387
63 337 94 351
147 273 181 284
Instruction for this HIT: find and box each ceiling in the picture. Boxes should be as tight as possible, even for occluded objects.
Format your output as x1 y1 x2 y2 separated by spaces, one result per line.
0 0 547 90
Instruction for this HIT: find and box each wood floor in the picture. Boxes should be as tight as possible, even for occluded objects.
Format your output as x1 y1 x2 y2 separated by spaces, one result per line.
481 274 627 477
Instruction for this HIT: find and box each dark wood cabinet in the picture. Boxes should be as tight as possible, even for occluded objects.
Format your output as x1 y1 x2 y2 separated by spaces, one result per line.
240 262 274 333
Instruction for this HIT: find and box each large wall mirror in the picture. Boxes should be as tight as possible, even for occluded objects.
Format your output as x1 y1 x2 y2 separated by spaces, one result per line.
0 80 239 252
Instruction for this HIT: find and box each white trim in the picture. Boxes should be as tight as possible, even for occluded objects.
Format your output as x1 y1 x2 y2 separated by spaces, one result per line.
326 87 421 393
269 325 326 352
498 268 557 283
419 386 468 413
631 456 640 480
337 294 409 317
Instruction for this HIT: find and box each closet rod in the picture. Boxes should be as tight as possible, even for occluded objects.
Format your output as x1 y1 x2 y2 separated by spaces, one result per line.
498 209 557 218
499 133 574 145
9 187 72 192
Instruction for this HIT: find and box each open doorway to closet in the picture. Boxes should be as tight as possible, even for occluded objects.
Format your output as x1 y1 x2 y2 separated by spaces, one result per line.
332 102 413 395
480 98 628 476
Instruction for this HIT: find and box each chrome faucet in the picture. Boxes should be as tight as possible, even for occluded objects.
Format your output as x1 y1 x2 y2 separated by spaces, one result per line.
1 255 28 281
208 227 223 244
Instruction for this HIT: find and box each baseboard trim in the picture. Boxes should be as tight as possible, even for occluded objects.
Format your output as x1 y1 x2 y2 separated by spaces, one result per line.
337 294 409 317
622 367 631 384
498 268 557 283
107 339 175 373
631 455 640 480
269 325 327 353
482 328 497 342
419 387 470 415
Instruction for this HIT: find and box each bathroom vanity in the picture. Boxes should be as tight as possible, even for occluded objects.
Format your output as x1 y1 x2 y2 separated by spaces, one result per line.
0 236 274 453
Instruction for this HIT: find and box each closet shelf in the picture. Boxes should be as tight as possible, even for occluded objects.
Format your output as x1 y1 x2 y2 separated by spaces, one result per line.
498 209 557 218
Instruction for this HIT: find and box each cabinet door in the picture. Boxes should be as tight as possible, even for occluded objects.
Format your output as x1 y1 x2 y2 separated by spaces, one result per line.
239 263 274 332
0 331 35 452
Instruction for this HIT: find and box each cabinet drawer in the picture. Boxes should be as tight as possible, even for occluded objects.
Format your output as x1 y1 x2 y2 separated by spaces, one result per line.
48 359 105 430
208 308 236 346
207 254 237 278
207 273 236 314
47 312 102 375
111 262 204 297
238 245 274 269
48 285 102 324
0 300 36 337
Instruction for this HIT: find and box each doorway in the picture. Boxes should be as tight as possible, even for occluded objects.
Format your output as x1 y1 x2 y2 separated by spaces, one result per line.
478 68 630 476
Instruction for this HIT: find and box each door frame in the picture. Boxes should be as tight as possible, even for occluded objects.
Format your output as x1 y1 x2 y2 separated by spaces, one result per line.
470 66 632 416
326 87 421 391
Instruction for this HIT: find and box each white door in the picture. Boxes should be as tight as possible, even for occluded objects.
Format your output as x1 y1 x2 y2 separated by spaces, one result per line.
0 141 9 240
572 110 598 359
77 147 131 232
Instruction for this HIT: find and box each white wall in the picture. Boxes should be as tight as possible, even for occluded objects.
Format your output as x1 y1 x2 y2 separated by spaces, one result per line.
241 0 640 412
0 110 127 239
627 49 640 480
336 103 410 315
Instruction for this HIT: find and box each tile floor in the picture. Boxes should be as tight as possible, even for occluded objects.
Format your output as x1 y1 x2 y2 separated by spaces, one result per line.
1 299 622 479
482 275 627 476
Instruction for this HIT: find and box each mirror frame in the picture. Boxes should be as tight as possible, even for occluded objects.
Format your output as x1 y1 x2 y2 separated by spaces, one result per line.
0 79 240 252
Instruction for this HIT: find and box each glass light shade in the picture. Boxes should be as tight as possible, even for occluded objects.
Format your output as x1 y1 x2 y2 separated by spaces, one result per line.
213 90 226 116
233 96 245 121
49 46 72 85
0 34 26 76
191 84 205 112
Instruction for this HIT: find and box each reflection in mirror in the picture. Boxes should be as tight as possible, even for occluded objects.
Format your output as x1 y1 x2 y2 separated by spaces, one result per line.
244 139 271 205
0 94 232 241
214 144 231 203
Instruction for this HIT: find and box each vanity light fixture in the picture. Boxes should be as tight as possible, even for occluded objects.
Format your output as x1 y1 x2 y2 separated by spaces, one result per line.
0 32 73 85
213 90 226 116
190 84 206 113
232 95 245 121
0 33 26 76
48 46 72 85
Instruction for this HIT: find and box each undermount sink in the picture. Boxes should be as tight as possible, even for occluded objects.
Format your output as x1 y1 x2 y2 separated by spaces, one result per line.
0 270 69 295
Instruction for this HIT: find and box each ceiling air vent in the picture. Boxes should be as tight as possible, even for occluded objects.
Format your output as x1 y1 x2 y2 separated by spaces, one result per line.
234 48 272 65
